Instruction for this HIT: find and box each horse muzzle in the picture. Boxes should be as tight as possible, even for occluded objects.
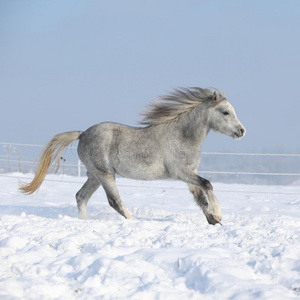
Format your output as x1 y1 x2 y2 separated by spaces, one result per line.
234 127 246 139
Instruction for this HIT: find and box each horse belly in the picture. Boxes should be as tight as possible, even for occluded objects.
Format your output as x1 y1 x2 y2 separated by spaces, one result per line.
114 160 169 181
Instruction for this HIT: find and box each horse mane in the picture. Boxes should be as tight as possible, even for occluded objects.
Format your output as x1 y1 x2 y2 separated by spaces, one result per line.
139 87 226 126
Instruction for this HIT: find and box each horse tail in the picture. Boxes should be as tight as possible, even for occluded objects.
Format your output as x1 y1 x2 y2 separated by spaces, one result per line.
19 131 82 195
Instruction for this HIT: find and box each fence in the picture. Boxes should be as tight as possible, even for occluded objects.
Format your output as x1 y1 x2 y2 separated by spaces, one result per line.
0 142 300 186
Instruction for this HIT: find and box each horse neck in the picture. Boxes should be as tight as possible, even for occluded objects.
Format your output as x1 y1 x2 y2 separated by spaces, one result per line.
168 107 211 148
187 111 210 146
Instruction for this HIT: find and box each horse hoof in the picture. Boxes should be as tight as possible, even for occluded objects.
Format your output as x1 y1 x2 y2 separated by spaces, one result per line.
125 214 134 220
213 216 222 223
206 214 222 225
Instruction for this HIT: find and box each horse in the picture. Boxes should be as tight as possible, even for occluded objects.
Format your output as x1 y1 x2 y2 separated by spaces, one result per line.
19 87 246 225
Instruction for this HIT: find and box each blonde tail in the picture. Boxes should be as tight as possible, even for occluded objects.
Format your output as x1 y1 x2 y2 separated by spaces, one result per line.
19 131 82 195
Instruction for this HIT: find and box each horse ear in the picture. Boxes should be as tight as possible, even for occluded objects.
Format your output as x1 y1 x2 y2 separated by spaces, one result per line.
212 91 218 102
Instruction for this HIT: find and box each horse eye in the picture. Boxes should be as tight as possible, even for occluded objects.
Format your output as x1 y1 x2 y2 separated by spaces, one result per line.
223 111 229 116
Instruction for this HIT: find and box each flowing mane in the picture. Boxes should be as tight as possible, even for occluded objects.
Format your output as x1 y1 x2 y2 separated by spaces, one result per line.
139 87 226 125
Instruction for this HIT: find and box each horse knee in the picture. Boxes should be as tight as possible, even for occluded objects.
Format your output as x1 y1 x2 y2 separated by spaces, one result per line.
199 178 213 190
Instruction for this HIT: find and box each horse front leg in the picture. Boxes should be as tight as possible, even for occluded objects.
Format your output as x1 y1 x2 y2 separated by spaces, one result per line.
188 184 222 225
176 169 222 225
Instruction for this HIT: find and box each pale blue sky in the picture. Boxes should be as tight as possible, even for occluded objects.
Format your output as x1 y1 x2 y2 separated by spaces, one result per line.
1 0 300 153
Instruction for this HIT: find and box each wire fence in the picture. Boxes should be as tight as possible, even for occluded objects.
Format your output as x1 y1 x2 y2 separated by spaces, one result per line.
1 142 300 187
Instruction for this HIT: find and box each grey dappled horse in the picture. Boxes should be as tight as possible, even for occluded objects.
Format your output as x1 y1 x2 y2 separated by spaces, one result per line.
20 87 245 225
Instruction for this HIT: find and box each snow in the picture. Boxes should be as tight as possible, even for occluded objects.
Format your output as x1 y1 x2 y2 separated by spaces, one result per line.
1 173 300 299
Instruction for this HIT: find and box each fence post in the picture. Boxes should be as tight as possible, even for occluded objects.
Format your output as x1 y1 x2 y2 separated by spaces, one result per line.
18 151 22 173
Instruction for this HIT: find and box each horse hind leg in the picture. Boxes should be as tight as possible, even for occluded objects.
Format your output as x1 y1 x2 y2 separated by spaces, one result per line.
99 172 134 219
76 173 101 220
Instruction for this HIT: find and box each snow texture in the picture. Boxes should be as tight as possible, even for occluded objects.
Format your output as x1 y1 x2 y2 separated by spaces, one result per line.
1 173 300 299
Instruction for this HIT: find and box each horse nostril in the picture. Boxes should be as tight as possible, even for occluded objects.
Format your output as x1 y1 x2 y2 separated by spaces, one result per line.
240 128 245 135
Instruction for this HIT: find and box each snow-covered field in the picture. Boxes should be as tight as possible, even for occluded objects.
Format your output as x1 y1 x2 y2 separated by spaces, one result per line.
1 173 300 300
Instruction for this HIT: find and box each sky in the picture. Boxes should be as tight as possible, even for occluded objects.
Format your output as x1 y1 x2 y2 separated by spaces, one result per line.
1 0 300 154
